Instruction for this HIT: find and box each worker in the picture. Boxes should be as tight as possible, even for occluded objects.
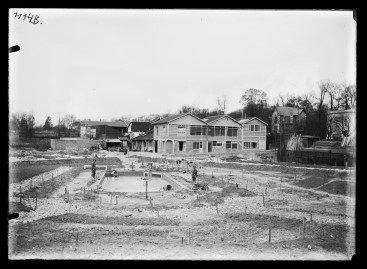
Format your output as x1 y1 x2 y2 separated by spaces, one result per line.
91 159 96 179
192 165 198 183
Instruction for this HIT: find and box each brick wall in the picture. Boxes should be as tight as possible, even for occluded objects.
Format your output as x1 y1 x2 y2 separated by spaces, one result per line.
50 139 103 150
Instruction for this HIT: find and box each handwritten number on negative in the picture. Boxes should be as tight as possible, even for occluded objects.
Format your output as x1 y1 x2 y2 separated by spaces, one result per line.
27 14 34 23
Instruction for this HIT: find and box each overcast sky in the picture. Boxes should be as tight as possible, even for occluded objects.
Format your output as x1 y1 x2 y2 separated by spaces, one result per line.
9 9 356 125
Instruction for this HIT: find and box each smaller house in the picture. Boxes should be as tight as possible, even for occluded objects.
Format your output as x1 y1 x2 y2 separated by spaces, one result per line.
238 117 267 150
131 131 154 152
80 121 128 140
271 107 307 134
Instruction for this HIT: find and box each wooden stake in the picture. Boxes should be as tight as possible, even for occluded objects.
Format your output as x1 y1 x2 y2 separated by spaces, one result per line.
19 185 22 203
110 194 112 204
216 201 219 214
145 180 148 199
269 219 272 243
310 213 312 221
83 187 85 199
303 217 306 239
116 196 118 205
188 228 191 245
262 193 265 206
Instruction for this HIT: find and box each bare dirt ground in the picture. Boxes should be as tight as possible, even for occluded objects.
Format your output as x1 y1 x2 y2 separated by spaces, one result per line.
8 149 355 260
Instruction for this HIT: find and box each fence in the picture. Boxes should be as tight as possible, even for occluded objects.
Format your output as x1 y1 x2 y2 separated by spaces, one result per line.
279 149 356 167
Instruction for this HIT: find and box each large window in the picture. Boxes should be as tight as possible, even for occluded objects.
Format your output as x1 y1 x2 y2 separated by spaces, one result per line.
190 126 202 136
214 126 225 136
226 141 238 149
208 126 214 136
227 127 238 137
244 142 258 148
249 124 260 132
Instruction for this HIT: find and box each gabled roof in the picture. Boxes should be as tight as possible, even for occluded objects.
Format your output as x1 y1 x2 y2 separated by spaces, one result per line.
274 107 305 116
83 121 127 128
132 131 153 141
151 113 207 125
128 122 151 132
203 114 242 126
238 117 268 126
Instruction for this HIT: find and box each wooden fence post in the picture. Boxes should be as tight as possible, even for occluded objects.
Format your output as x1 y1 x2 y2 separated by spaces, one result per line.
216 200 219 214
310 213 312 222
35 191 37 209
303 217 306 239
83 187 85 199
19 185 22 204
262 193 265 206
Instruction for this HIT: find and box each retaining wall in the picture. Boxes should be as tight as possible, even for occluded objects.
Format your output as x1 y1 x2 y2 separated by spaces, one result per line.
50 139 102 150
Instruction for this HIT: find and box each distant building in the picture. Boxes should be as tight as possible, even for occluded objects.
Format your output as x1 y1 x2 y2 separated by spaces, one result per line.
326 109 356 141
271 106 307 134
80 121 128 140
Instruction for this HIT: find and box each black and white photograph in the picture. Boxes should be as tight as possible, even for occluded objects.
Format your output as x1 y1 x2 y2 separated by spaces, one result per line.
8 9 356 260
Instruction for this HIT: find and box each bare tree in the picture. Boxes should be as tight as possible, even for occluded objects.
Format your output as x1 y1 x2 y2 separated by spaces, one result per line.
339 82 356 110
60 114 77 137
217 95 227 115
278 93 286 106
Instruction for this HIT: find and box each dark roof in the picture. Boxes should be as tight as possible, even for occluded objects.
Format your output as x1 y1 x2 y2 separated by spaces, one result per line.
151 113 207 125
128 122 151 132
275 107 305 116
84 121 127 128
132 131 153 141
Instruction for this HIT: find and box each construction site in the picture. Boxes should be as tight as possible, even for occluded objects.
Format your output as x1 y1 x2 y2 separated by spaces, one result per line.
8 145 356 260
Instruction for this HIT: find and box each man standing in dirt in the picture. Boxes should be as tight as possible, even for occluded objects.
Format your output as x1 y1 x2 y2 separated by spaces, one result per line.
192 165 198 183
91 159 96 179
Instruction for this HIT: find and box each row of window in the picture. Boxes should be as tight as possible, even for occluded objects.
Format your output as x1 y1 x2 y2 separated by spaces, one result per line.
192 141 256 149
156 125 261 137
189 126 238 136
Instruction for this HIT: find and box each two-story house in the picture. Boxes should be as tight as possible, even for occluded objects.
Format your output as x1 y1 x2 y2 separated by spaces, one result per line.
238 117 268 150
271 107 306 134
202 115 242 153
151 113 208 154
